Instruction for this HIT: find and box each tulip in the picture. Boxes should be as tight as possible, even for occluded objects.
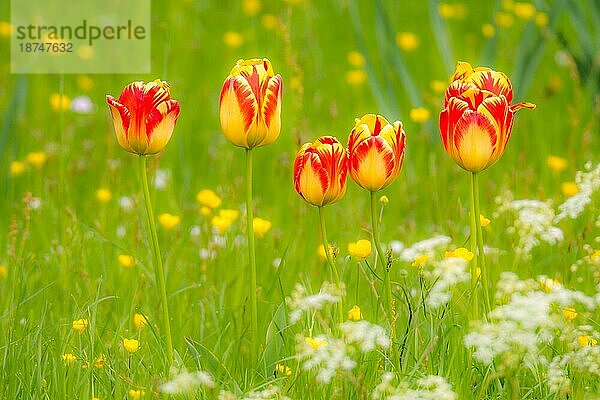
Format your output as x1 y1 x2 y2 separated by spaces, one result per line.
439 62 536 318
219 58 282 149
106 80 180 155
293 136 348 207
439 61 535 172
293 135 347 323
347 114 406 192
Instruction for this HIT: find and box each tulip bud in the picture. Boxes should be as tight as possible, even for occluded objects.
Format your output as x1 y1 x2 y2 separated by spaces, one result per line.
347 114 406 192
219 58 283 149
106 80 180 155
293 136 348 207
439 61 535 172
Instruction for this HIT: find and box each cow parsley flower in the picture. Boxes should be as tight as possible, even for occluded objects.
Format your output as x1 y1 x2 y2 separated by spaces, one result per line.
287 282 345 324
341 320 391 352
296 335 356 383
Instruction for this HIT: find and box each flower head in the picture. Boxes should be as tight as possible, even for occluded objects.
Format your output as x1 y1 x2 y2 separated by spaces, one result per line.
444 247 474 261
118 254 136 268
26 151 47 168
348 240 372 259
133 313 148 329
219 58 282 149
196 189 221 209
158 213 180 230
294 136 348 206
348 114 406 192
347 305 363 321
439 62 535 172
106 80 180 155
96 188 112 203
62 353 76 365
128 389 145 399
252 217 272 237
123 338 140 353
72 319 88 333
275 363 293 376
9 161 26 176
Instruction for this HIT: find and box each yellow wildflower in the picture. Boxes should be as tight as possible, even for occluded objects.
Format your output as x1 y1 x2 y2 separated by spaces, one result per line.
128 389 145 399
379 195 389 205
26 151 48 167
409 107 430 123
196 189 221 209
540 277 561 293
118 254 136 269
561 182 578 197
305 337 328 350
253 218 272 237
592 250 600 263
562 308 577 321
347 51 365 67
200 206 212 217
438 3 466 19
412 254 429 267
72 319 88 333
261 14 279 30
535 12 549 28
317 244 334 261
513 2 536 20
49 93 70 111
444 247 474 261
0 265 8 279
480 214 491 227
430 80 448 94
0 21 14 37
95 188 112 203
94 354 105 368
219 209 239 221
76 75 95 91
482 23 495 38
211 215 233 234
123 338 140 353
348 240 372 259
395 32 419 51
495 11 514 27
242 0 261 16
346 69 367 86
275 363 292 376
578 335 598 347
158 213 181 230
547 156 568 173
10 161 26 176
347 305 363 321
223 31 243 48
133 313 148 329
61 353 76 365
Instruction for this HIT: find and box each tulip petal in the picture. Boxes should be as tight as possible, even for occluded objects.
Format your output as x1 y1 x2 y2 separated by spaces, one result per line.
350 136 394 191
146 100 181 155
219 76 258 148
468 70 513 103
439 97 469 158
106 96 133 152
454 110 497 172
510 101 536 112
260 74 282 146
477 96 510 156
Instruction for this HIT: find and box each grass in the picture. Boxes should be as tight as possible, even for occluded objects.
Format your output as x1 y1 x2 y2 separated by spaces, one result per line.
0 0 599 399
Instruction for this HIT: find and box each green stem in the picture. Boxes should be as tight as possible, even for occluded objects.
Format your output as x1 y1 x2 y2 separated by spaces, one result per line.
370 192 393 328
469 172 479 321
472 172 491 314
246 149 258 360
139 155 173 368
318 206 344 324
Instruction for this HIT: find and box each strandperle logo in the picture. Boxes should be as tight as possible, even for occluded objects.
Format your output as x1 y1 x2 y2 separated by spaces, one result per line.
11 0 150 74
16 20 147 46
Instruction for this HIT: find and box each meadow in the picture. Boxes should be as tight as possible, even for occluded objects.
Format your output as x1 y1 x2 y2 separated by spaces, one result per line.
0 0 599 399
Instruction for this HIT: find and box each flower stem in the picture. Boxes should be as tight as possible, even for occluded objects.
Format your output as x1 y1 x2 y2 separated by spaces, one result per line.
370 191 393 330
469 172 479 320
139 155 173 368
318 206 344 324
246 149 258 360
472 172 491 314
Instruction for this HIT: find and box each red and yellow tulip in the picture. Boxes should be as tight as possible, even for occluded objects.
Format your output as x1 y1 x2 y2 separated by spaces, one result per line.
347 114 406 191
439 62 535 172
106 80 180 155
219 58 283 149
293 136 348 206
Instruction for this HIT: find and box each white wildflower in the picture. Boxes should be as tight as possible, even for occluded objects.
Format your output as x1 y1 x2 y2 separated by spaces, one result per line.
287 282 345 324
372 372 457 400
190 225 201 237
389 240 404 255
161 368 215 394
70 95 95 114
555 162 599 221
119 196 134 212
425 258 470 309
341 320 390 352
399 235 452 262
154 168 171 190
296 335 356 383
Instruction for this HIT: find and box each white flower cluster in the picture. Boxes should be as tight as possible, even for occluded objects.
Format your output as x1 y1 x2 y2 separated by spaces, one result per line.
555 162 600 221
161 368 215 394
372 372 457 400
340 320 391 352
547 344 600 394
464 272 596 370
218 385 291 400
424 257 470 309
495 197 563 258
296 335 356 383
287 282 345 324
398 235 452 262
